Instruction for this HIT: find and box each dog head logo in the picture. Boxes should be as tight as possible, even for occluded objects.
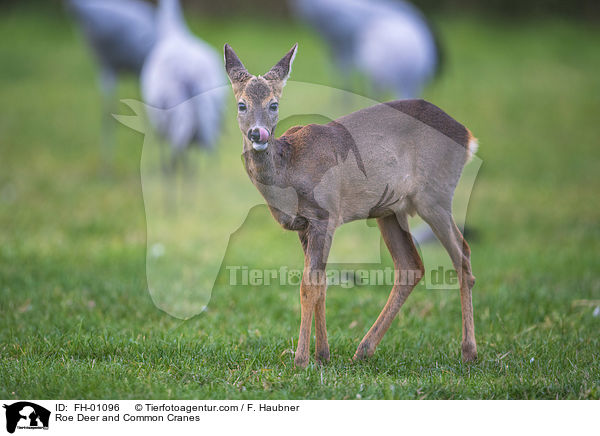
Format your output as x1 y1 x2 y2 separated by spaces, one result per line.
3 402 50 434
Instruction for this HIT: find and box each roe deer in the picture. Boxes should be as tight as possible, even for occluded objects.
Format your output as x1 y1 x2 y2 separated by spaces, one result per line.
224 43 478 368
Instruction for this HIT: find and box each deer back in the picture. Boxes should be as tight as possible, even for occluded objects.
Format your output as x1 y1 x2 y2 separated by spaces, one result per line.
278 99 473 225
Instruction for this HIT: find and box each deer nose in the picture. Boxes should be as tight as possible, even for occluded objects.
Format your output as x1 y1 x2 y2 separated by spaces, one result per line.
247 127 270 144
248 128 261 143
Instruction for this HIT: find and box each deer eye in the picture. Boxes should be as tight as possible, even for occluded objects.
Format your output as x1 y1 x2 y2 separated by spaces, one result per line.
269 102 279 111
238 102 247 112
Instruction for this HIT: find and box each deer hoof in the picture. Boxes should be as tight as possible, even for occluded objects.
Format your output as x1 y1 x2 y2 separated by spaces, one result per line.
294 354 310 369
353 341 375 361
316 350 330 364
461 342 478 362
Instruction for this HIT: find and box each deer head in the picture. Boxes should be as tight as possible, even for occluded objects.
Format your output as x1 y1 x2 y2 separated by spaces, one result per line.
224 43 297 152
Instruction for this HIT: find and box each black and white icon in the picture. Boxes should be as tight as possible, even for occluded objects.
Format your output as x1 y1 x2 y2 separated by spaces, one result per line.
3 402 50 434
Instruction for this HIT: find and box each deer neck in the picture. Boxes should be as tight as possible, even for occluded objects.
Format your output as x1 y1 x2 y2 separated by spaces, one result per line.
242 136 286 187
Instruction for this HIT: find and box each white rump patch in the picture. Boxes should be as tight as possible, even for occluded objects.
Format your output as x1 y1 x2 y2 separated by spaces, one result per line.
467 137 479 163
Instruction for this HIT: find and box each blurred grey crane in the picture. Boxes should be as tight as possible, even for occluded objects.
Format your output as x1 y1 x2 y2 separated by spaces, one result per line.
141 0 226 166
290 0 442 98
67 0 157 157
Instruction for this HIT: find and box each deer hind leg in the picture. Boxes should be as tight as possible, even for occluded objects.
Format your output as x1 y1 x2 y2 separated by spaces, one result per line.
295 224 332 368
417 200 477 362
354 213 424 361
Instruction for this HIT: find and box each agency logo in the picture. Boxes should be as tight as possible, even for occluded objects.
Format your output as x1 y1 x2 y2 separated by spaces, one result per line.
2 402 50 434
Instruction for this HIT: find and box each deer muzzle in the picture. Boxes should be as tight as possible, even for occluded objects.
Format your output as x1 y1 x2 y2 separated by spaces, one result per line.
248 127 270 151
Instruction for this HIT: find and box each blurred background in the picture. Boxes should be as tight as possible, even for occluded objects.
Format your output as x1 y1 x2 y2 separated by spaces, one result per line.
0 0 599 398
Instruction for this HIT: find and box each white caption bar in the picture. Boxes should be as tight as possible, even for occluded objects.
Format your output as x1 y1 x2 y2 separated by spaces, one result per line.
0 400 595 435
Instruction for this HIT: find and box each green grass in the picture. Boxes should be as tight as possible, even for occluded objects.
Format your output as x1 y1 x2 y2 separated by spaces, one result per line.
1 6 599 399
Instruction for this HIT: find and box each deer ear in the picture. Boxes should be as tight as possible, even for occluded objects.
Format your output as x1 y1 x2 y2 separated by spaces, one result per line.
263 43 298 86
224 44 251 84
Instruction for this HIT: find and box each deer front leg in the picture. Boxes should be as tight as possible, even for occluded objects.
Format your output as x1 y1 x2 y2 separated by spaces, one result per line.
295 225 332 368
294 275 319 368
314 288 329 363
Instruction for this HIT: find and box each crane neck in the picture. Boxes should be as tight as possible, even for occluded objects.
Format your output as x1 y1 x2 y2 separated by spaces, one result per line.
157 0 188 37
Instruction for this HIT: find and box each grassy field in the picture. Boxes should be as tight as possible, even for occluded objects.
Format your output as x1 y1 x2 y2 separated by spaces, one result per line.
1 5 599 399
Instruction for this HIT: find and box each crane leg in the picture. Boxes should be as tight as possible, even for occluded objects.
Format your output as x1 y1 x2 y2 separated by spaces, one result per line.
99 68 117 168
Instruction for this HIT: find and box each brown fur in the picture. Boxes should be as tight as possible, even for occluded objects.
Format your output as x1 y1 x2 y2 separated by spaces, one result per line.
384 99 470 147
224 43 478 368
